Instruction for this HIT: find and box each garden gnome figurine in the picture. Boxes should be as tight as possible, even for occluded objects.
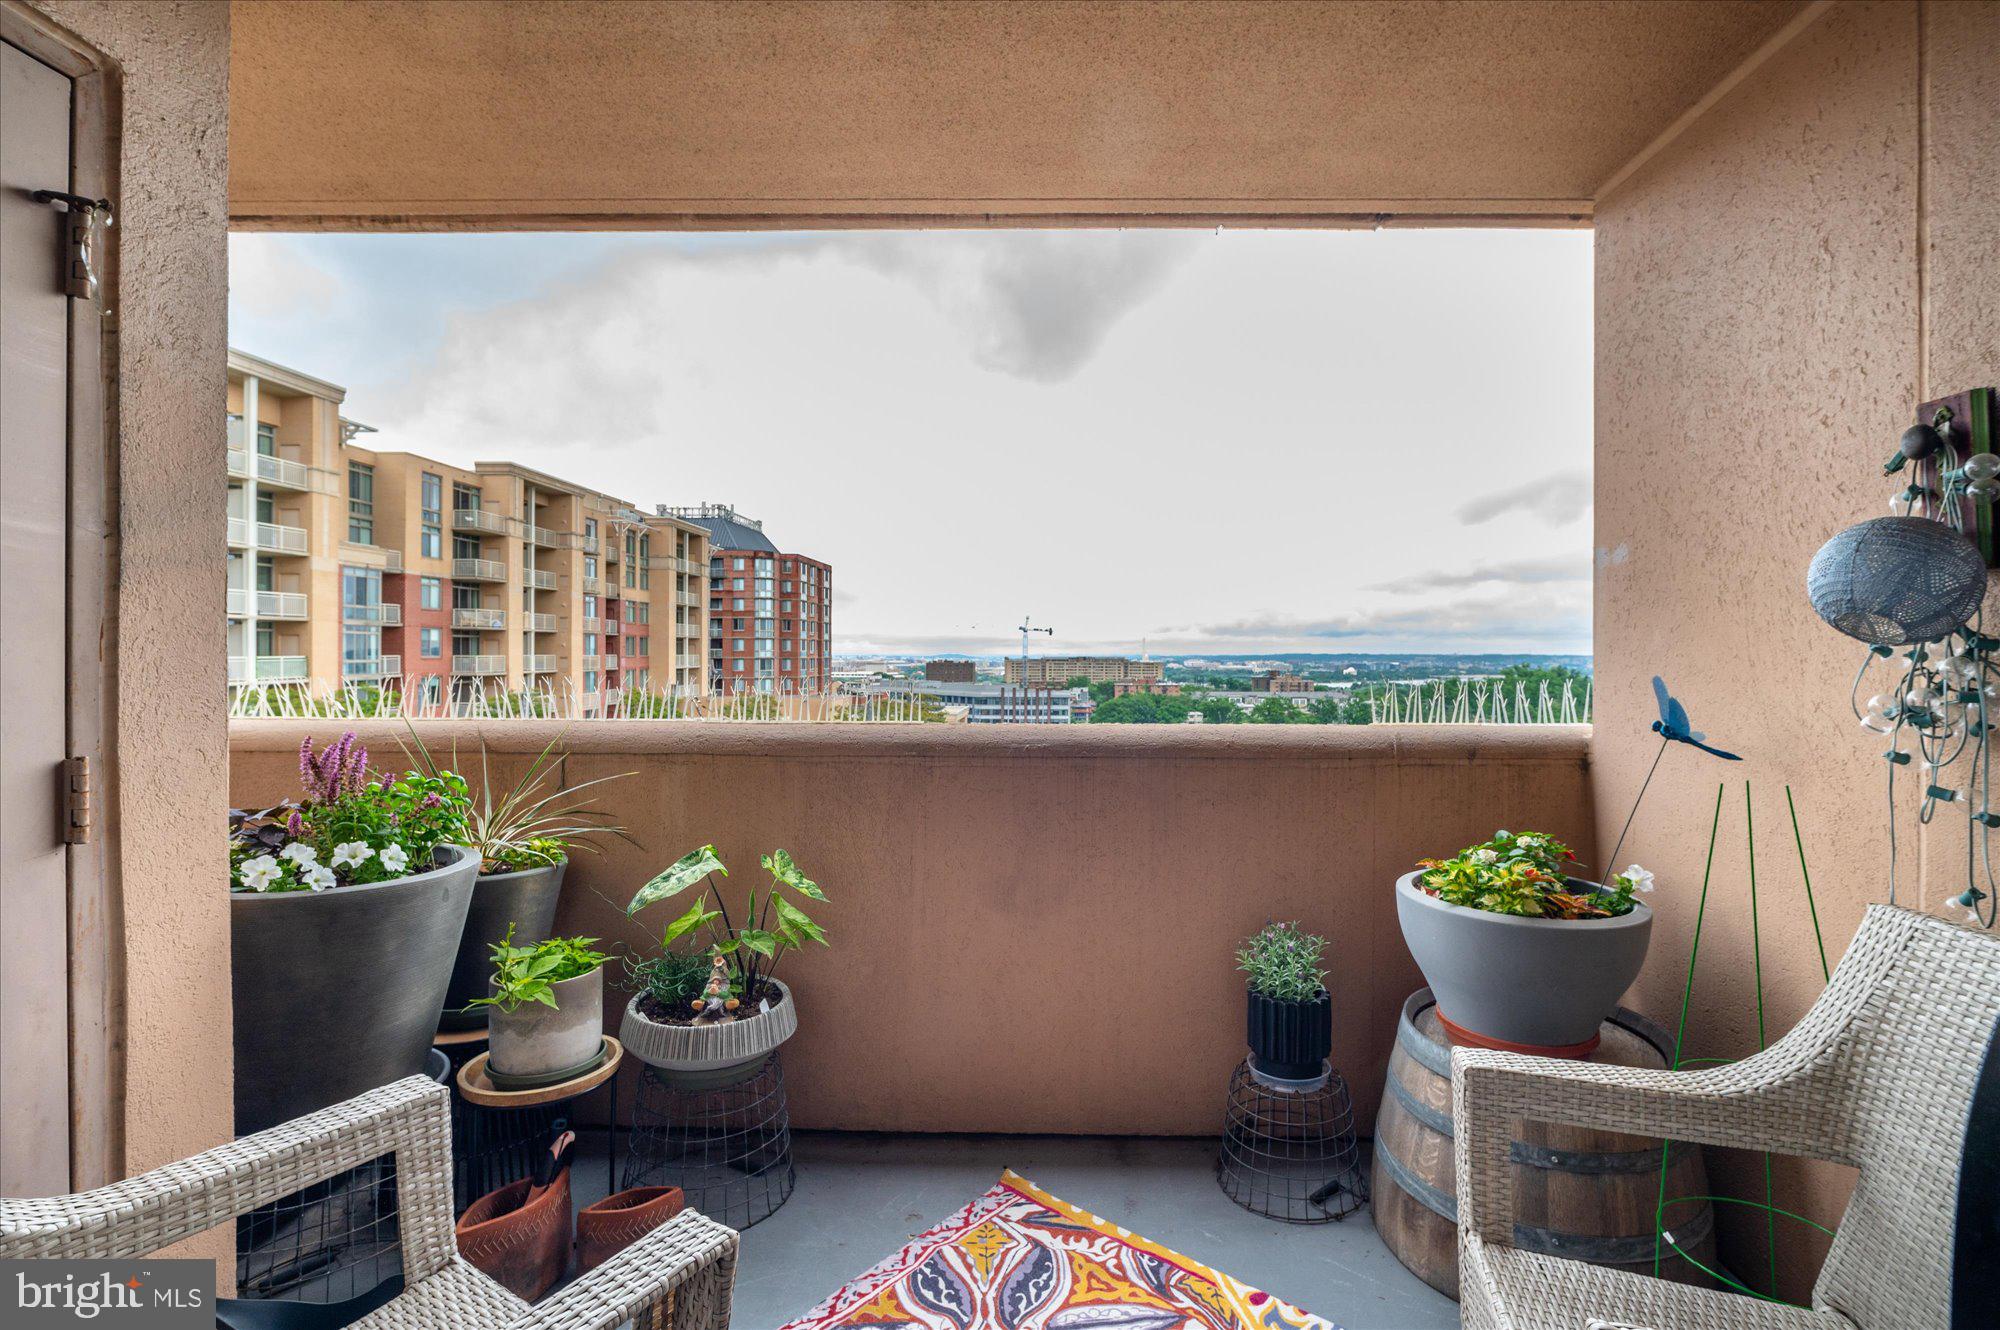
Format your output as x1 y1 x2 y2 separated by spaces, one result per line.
692 954 740 1021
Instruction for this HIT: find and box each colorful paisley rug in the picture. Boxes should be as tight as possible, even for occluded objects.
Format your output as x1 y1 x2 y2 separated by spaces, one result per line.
776 1170 1339 1330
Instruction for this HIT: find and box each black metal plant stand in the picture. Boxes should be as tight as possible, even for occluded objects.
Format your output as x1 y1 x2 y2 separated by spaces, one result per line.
1217 1058 1368 1223
622 1054 795 1230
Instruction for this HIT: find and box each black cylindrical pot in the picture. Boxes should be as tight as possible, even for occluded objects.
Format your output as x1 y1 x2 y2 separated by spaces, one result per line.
232 845 478 1134
1246 988 1333 1081
439 859 569 1031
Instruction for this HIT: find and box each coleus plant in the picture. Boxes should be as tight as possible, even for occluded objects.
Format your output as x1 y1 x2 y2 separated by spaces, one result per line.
626 845 829 1006
1416 829 1654 919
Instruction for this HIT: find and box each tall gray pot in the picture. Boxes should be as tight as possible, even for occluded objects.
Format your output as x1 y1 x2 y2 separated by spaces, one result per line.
440 858 568 1031
232 845 478 1134
1394 870 1652 1050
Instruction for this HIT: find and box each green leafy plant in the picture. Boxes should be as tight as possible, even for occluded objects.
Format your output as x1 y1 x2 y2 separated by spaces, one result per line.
229 733 473 893
626 845 829 1008
624 947 714 1013
400 725 634 874
1416 829 1653 919
468 927 609 1013
1237 921 1328 1001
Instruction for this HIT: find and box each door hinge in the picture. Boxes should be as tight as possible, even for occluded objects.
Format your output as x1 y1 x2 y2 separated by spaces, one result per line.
31 190 113 302
63 756 93 845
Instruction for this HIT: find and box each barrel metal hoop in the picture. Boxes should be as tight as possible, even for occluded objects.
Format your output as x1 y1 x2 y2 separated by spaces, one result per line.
1374 1138 1717 1264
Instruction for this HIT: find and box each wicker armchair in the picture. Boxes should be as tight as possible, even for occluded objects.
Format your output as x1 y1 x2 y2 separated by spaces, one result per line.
0 1075 737 1329
1454 903 1998 1330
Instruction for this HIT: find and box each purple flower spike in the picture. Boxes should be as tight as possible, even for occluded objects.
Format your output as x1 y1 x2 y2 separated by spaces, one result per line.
286 809 305 838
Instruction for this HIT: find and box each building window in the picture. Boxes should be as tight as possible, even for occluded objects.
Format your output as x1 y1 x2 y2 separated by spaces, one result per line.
347 462 375 544
341 564 382 619
452 632 481 656
637 534 651 590
733 557 746 571
420 472 442 558
420 576 442 610
256 421 277 456
453 482 481 511
420 627 442 658
452 582 481 609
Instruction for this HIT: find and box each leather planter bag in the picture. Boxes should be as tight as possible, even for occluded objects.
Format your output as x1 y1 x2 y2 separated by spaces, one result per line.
574 1186 686 1273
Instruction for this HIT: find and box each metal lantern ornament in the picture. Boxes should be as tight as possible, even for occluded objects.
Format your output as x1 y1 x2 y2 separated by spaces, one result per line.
1808 403 1999 927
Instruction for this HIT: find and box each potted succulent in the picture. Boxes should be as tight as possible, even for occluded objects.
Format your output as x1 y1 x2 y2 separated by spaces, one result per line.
620 845 829 1086
401 728 632 1031
469 929 610 1089
230 733 476 1133
1237 921 1333 1087
1397 829 1654 1054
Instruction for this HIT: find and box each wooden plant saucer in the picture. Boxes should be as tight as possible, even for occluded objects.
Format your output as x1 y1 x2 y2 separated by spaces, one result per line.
457 1036 623 1109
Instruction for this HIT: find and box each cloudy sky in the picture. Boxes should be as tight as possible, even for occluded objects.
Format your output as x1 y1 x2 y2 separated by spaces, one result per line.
229 228 1593 657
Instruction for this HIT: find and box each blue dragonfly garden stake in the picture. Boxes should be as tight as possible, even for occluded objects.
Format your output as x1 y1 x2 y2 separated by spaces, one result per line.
1602 677 1742 879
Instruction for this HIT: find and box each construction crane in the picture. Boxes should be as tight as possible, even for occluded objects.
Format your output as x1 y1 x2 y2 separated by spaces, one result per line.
1018 617 1054 722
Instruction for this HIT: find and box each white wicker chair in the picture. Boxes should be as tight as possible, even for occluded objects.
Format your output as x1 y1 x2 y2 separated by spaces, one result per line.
0 1075 737 1329
1454 903 1999 1330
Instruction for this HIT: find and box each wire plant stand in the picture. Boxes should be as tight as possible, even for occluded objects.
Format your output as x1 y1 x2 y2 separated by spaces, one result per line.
1217 1059 1368 1223
623 1055 796 1231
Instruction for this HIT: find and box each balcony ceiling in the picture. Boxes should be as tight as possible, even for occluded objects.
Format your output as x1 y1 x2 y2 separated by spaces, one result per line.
228 0 1809 229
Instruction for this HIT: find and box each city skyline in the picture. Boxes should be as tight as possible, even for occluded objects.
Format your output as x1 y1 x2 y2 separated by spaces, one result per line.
229 227 1594 657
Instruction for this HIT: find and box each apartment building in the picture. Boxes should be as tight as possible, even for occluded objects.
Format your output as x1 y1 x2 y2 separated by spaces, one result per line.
1003 656 1164 688
861 679 1086 724
227 350 709 712
664 504 834 695
1250 670 1314 693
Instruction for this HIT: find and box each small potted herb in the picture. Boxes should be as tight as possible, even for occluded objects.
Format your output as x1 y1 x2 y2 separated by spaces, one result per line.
229 733 476 1133
469 929 610 1088
1237 922 1333 1086
620 845 829 1086
401 728 632 1031
1397 830 1654 1053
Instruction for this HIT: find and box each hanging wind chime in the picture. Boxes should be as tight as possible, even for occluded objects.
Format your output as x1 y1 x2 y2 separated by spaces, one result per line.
1806 403 1999 927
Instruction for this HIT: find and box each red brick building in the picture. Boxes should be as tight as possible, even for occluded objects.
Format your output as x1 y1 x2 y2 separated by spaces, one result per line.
666 504 833 694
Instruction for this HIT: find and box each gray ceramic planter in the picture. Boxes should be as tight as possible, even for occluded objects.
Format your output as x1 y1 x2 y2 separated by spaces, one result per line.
619 980 797 1087
441 859 568 1031
1394 870 1652 1050
488 966 606 1081
232 845 478 1134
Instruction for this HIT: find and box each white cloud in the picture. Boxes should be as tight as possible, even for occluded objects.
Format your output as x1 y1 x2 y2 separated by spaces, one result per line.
1455 468 1592 526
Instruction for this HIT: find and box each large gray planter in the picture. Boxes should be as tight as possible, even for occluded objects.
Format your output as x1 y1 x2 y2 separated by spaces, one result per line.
440 859 568 1031
232 845 478 1134
1394 870 1652 1051
619 980 796 1087
488 966 606 1083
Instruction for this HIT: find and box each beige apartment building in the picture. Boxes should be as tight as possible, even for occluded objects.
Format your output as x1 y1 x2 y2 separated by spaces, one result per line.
227 350 708 712
1004 655 1164 688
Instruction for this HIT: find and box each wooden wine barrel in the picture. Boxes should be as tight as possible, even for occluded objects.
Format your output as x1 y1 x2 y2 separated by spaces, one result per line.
1371 988 1720 1300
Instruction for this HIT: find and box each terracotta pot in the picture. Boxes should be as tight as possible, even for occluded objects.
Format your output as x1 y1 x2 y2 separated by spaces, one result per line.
455 1169 572 1303
619 978 797 1086
575 1186 685 1273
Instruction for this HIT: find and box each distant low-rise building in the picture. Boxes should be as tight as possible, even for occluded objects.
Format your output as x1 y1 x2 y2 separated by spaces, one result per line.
1111 679 1182 697
863 679 1084 724
925 659 977 683
1251 670 1314 693
1006 656 1163 687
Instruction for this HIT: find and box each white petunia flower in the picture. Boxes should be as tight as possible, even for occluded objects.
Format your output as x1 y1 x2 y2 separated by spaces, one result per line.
378 843 409 875
1518 835 1543 849
330 841 374 870
1622 865 1656 894
1473 849 1499 865
239 854 283 892
305 864 337 892
279 842 318 866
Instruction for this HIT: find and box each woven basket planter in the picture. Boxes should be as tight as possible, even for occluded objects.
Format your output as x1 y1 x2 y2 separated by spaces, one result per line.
619 980 797 1086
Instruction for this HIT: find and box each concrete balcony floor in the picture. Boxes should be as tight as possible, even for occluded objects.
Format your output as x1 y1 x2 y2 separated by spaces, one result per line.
571 1131 1456 1330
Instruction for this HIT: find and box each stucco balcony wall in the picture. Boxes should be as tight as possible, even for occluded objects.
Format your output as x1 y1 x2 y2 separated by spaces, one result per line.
229 720 1593 1135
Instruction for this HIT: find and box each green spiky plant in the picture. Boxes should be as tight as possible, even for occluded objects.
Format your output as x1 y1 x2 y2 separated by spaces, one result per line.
626 845 829 1007
399 724 634 873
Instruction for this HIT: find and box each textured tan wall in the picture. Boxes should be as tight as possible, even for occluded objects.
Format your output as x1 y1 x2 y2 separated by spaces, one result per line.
225 0 1804 228
230 721 1594 1135
16 0 233 1258
1593 0 1998 1300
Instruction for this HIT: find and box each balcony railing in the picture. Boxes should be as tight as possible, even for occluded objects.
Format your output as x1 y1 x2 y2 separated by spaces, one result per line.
605 619 622 636
583 654 601 672
343 655 402 679
524 654 556 673
527 569 557 591
583 615 603 634
451 656 506 676
452 607 505 630
582 535 599 554
226 588 310 619
525 524 576 549
603 654 620 670
582 576 607 595
452 508 510 535
226 518 309 554
342 603 402 625
227 655 308 684
452 558 507 582
678 591 700 608
527 612 558 632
